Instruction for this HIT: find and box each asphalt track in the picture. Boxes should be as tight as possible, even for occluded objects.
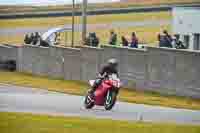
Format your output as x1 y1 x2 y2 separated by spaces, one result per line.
0 84 200 125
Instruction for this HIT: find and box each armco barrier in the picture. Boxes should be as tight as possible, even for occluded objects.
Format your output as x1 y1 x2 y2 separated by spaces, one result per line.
1 44 200 99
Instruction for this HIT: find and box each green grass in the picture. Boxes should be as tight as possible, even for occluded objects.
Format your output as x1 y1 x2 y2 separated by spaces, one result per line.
0 11 171 28
0 25 170 46
0 71 200 110
0 112 200 133
88 25 171 45
0 34 24 45
0 11 171 46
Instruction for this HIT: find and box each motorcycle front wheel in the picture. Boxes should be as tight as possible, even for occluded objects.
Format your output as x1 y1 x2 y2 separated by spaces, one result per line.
84 92 95 109
104 90 117 110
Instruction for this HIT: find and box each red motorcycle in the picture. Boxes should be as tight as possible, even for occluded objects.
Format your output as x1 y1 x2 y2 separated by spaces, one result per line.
84 74 121 110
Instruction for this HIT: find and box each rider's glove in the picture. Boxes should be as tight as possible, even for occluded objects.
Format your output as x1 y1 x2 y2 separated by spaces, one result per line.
98 73 106 79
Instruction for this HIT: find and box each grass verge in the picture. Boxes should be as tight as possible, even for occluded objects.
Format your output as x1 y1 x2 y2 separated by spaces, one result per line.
0 11 171 45
0 71 200 110
0 112 200 133
0 11 171 28
0 25 171 46
0 34 24 45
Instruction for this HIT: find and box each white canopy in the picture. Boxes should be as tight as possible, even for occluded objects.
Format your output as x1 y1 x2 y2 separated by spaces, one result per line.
41 27 71 41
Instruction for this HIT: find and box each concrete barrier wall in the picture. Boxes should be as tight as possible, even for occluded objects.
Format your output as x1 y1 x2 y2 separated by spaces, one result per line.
81 46 102 81
0 44 22 71
1 44 200 99
48 46 65 78
146 47 200 98
175 49 200 98
21 45 50 76
17 46 23 72
120 47 148 89
63 47 81 80
20 45 81 80
101 45 148 88
146 47 177 94
0 45 18 61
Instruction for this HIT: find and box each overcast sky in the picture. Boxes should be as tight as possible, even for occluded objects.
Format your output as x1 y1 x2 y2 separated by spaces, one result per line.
0 0 120 6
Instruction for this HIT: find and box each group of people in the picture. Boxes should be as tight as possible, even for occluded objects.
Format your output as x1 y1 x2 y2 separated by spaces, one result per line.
85 32 100 47
121 32 138 48
108 30 139 48
24 32 41 45
158 30 186 49
85 30 139 48
24 32 60 47
24 30 186 50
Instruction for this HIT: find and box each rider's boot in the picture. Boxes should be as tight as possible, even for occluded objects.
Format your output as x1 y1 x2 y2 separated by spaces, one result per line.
88 78 102 100
88 87 96 100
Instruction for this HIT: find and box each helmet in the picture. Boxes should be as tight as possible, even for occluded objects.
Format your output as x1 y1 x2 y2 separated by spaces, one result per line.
107 58 118 68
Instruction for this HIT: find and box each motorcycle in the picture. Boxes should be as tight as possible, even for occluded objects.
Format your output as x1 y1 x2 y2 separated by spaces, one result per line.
84 74 121 110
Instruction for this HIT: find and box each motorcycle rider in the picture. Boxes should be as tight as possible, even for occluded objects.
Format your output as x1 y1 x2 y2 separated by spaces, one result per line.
89 58 119 95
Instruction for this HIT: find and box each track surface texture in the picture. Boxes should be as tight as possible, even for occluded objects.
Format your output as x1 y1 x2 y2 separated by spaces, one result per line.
0 84 200 125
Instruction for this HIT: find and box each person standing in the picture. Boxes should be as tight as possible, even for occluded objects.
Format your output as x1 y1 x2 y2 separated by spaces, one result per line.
85 32 99 47
30 33 34 44
121 36 129 47
91 32 99 47
163 30 173 48
173 35 186 49
108 30 117 45
130 32 138 48
24 34 31 44
32 32 40 45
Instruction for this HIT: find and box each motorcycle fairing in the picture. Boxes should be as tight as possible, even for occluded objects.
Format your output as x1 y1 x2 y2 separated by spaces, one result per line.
94 81 112 106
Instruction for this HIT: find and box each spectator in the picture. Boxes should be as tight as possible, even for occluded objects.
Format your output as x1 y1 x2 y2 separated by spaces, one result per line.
85 33 91 46
173 35 186 49
121 36 129 47
130 32 138 48
24 34 31 44
32 32 40 45
158 33 165 47
54 32 61 45
30 33 34 44
163 30 173 48
85 32 99 47
158 33 161 47
55 32 58 42
91 32 99 47
108 30 117 45
36 32 40 37
40 40 50 47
